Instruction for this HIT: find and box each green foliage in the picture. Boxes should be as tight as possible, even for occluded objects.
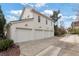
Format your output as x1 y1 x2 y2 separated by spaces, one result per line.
0 39 14 51
50 10 61 23
50 10 62 36
54 26 66 36
0 5 6 38
70 28 79 34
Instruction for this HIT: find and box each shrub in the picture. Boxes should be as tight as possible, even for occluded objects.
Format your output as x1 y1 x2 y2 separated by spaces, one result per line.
0 39 14 51
70 29 79 34
54 26 66 36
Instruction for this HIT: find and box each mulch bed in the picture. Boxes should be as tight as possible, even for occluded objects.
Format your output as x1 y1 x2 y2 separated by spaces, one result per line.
0 44 20 56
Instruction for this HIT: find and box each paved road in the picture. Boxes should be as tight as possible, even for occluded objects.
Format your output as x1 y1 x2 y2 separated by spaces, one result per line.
60 35 79 44
19 35 79 56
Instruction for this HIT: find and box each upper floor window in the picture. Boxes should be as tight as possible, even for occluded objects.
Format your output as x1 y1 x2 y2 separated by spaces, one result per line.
51 21 52 26
46 19 48 24
38 16 40 22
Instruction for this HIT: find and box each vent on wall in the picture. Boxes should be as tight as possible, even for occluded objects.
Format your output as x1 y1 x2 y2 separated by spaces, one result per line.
39 26 42 28
25 24 28 26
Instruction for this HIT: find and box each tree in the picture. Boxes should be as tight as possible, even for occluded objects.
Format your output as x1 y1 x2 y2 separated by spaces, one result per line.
50 10 61 25
50 10 61 35
0 5 6 39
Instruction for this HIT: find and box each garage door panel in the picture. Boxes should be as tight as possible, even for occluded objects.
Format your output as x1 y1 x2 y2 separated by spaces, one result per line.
16 28 32 42
35 30 44 40
35 30 41 39
50 31 54 37
44 31 48 38
15 28 54 42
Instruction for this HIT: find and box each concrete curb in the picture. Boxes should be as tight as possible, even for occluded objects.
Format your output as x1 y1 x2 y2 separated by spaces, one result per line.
36 45 62 56
36 46 54 56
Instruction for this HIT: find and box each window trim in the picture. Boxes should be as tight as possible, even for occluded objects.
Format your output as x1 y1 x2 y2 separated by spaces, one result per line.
46 19 48 24
38 16 40 22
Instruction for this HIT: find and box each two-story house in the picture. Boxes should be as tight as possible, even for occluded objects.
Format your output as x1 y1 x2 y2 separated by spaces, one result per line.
6 7 54 43
72 21 79 29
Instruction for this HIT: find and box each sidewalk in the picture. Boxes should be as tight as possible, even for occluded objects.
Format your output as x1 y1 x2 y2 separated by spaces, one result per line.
60 35 79 44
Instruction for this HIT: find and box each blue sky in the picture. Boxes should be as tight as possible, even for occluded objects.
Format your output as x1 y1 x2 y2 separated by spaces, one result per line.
0 3 79 28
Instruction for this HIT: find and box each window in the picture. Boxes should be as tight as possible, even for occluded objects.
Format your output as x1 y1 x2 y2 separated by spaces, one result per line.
38 16 40 22
46 19 48 24
51 21 52 26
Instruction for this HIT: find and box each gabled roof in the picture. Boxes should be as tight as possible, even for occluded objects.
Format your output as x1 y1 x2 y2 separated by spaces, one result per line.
20 7 53 21
8 7 54 26
31 8 52 20
9 18 33 25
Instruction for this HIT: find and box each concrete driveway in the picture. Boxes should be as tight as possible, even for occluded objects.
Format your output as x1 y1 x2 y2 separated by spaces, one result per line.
18 37 62 56
18 35 79 56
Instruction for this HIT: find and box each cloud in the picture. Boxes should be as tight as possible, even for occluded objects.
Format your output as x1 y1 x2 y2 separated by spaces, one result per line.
58 14 77 28
58 13 63 17
5 15 18 23
20 3 34 7
20 3 28 6
20 3 47 8
35 3 46 8
6 10 22 23
58 14 76 22
10 10 22 17
41 9 53 16
62 16 76 19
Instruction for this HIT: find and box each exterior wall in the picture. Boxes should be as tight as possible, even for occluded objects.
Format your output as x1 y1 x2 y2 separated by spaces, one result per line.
32 12 54 30
7 8 54 42
9 20 54 42
10 27 54 42
73 26 79 29
20 8 54 31
6 27 11 39
72 21 79 29
21 8 34 19
9 20 34 42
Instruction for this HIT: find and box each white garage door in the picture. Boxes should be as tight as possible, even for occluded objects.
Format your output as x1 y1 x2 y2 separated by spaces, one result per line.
50 31 54 37
16 28 32 42
44 31 49 38
35 30 44 40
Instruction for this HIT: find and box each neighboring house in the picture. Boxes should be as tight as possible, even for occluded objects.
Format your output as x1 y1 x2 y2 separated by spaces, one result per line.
6 7 54 43
71 21 79 29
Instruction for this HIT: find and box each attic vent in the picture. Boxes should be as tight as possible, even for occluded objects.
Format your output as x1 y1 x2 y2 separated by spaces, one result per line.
27 15 29 18
25 24 28 26
39 26 42 28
